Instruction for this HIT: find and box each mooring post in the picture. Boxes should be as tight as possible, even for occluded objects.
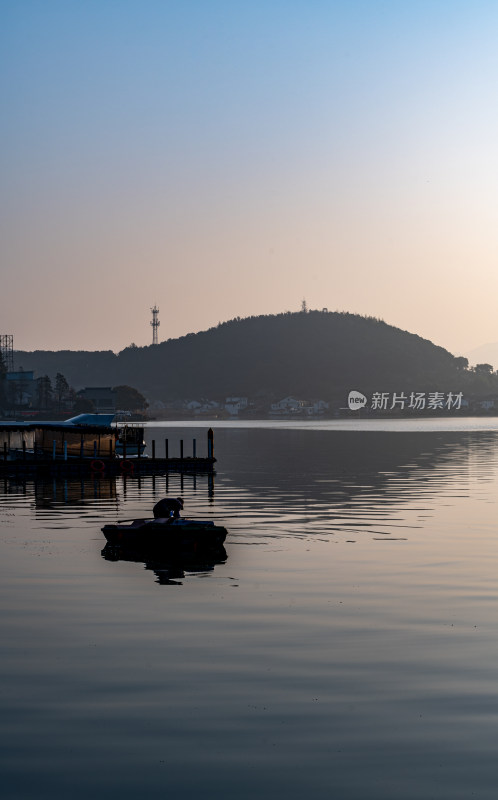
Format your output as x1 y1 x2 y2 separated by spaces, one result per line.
53 440 56 461
109 439 112 459
207 428 214 459
22 440 26 462
165 438 169 459
64 441 68 461
80 436 84 461
123 441 127 460
93 441 97 458
152 439 156 460
180 439 184 459
193 438 196 458
4 442 7 462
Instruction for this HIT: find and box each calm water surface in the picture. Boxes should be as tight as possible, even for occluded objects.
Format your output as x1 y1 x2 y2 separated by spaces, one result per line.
2 420 498 799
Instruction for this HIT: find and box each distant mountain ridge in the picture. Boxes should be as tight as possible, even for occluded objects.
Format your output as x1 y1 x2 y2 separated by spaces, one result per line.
14 310 474 402
465 342 498 371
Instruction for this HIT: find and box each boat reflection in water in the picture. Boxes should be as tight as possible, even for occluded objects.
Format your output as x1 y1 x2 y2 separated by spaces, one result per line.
101 542 227 585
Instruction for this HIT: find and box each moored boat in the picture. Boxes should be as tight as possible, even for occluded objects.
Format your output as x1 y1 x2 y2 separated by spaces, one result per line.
115 423 146 457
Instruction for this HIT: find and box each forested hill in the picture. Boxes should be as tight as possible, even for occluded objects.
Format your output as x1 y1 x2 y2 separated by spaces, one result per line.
15 311 471 401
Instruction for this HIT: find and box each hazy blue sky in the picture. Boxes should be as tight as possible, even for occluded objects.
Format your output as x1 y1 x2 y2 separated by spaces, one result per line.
1 1 497 355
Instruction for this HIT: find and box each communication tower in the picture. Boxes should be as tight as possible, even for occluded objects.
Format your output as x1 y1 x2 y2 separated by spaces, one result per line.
0 334 14 372
150 306 160 345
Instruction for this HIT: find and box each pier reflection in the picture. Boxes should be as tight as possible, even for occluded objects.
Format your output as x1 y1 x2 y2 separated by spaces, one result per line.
0 475 118 506
0 470 215 511
119 470 215 503
34 476 118 507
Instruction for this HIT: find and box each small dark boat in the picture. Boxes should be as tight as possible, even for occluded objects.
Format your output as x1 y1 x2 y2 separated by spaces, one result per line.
101 517 228 551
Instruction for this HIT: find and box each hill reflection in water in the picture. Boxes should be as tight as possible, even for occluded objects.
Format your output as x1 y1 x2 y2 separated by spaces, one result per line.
199 427 498 542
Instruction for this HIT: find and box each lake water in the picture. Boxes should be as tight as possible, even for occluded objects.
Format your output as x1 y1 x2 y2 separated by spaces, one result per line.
2 419 498 799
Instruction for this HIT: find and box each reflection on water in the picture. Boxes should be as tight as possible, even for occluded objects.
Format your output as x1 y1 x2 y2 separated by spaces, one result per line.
34 476 118 507
202 428 498 543
101 542 228 586
2 425 498 799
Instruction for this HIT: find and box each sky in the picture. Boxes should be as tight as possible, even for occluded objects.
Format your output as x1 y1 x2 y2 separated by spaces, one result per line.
1 0 498 357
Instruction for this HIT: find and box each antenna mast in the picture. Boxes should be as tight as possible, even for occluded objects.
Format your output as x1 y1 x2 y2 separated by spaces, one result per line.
150 306 160 345
0 334 14 372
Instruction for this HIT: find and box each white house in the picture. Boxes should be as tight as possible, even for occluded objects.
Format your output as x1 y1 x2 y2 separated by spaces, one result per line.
269 396 303 415
184 400 203 412
224 397 248 416
270 397 329 416
184 399 220 415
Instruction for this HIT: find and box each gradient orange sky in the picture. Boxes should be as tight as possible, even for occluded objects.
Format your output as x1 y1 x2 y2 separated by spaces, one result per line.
1 1 497 357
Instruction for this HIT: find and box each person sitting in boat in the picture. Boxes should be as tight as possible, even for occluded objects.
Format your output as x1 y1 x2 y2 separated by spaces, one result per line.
153 496 184 520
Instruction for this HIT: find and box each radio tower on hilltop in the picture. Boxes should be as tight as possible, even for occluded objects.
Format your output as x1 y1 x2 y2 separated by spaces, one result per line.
150 306 160 345
0 334 14 372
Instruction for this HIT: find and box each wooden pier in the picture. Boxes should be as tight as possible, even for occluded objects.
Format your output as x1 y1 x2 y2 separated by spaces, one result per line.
0 456 215 477
0 430 216 477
